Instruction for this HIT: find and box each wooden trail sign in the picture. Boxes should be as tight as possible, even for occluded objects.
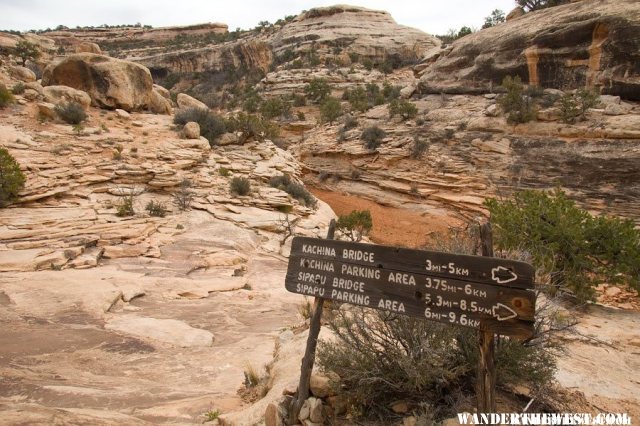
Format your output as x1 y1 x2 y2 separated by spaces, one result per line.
285 236 536 339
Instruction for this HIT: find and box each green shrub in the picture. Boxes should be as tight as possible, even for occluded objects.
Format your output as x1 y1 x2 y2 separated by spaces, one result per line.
218 167 231 177
55 102 87 124
0 148 26 207
559 89 598 124
242 89 263 113
485 189 640 301
411 137 429 158
0 84 14 108
317 226 559 421
343 86 370 112
260 96 291 120
498 76 535 124
517 0 570 12
226 112 280 143
160 73 181 90
286 182 317 208
378 59 394 74
116 195 135 217
269 174 317 208
230 176 251 196
482 9 505 28
174 107 227 145
296 111 305 121
319 97 342 124
389 99 418 120
336 209 372 241
361 126 386 150
304 78 331 103
11 82 25 95
342 114 358 131
558 93 579 124
292 93 307 107
382 82 401 101
173 178 194 210
145 200 167 217
343 84 387 113
14 40 41 66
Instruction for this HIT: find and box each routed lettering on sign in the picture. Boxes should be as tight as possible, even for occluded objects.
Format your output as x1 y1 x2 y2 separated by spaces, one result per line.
285 237 536 339
291 237 534 289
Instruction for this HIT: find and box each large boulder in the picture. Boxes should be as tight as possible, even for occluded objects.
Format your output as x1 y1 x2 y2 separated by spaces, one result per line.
43 85 91 108
42 53 153 111
176 93 207 110
417 0 640 100
148 87 172 115
75 42 102 55
183 122 200 139
9 66 36 82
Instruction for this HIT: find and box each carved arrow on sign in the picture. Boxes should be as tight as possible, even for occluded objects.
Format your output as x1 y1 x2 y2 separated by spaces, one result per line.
493 303 518 321
491 266 518 284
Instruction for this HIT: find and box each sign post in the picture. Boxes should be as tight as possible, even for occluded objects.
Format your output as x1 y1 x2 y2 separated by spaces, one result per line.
477 222 497 413
285 224 535 420
289 219 336 424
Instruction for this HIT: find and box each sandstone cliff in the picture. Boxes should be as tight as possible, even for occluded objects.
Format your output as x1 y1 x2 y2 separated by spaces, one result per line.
417 0 640 100
137 38 273 76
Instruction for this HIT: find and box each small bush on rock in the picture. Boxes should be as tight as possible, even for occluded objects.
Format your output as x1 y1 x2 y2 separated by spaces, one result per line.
559 89 598 124
116 194 135 217
11 82 25 95
174 107 226 145
145 200 167 217
319 97 342 124
498 76 535 124
260 96 291 120
0 84 14 108
230 176 251 196
226 113 280 143
389 99 418 120
304 78 331 103
361 126 386 150
411 137 429 159
0 148 26 207
173 178 194 210
55 102 87 125
269 174 317 208
14 40 41 66
336 209 372 241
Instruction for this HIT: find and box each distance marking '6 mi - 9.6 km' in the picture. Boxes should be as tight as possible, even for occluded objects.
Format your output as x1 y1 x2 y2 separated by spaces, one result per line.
285 237 536 339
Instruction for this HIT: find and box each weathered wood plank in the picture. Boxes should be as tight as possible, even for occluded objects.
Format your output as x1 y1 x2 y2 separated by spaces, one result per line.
286 255 536 321
290 236 534 289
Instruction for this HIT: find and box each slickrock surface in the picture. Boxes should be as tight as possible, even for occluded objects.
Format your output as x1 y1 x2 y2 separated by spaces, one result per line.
0 99 333 424
268 5 439 62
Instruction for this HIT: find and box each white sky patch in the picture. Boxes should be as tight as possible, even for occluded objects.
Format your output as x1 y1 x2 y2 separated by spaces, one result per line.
0 0 518 36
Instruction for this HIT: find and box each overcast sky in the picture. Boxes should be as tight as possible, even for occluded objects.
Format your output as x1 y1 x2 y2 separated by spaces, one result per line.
1 0 517 35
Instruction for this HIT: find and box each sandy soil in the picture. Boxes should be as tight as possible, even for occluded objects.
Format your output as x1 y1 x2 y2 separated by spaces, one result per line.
310 187 462 248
